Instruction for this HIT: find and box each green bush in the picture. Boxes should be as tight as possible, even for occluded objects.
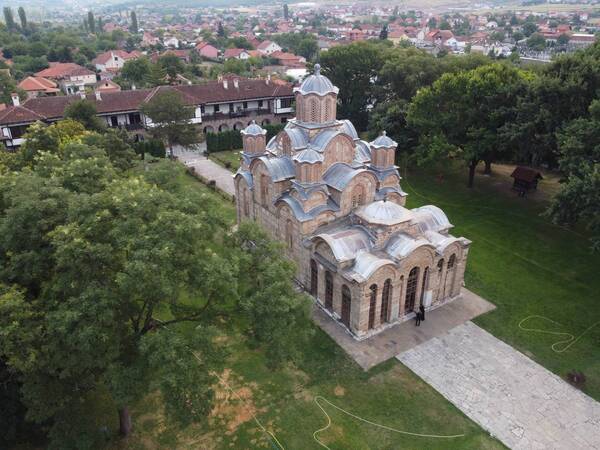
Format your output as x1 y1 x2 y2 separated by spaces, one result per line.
206 130 243 153
133 139 166 159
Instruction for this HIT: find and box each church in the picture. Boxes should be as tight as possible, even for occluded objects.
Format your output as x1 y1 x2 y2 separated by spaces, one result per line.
234 65 471 340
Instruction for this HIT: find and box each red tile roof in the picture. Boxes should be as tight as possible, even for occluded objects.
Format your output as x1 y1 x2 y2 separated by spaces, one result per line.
35 63 95 79
0 78 294 126
18 76 60 93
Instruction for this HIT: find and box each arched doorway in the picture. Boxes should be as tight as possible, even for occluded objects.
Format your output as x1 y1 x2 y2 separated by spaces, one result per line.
381 279 392 323
219 123 229 132
341 285 351 327
325 271 333 311
444 254 457 298
261 119 271 126
404 267 419 313
233 122 244 131
310 259 318 297
203 126 214 134
436 259 445 300
368 284 377 329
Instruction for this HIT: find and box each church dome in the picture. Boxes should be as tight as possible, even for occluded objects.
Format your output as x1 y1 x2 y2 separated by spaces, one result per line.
241 120 266 136
356 200 412 226
370 131 397 148
293 147 324 164
296 64 339 96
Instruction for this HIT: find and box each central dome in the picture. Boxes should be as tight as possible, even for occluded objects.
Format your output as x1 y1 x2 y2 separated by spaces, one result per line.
296 64 339 96
356 200 412 226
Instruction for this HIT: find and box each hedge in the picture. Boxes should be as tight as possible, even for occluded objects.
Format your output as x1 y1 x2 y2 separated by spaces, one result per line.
133 139 166 159
206 123 286 154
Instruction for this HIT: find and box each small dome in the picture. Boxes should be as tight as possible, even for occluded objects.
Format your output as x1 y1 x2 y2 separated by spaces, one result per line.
356 200 412 226
241 120 266 136
295 63 339 96
293 147 324 164
370 131 397 148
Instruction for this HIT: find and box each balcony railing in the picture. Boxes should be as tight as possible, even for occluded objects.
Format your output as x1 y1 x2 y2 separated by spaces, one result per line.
202 108 272 120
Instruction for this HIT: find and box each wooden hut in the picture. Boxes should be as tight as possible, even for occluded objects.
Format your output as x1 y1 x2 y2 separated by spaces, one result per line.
510 166 543 196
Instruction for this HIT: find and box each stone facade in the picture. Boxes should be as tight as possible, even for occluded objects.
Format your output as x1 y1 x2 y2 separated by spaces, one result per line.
235 65 471 340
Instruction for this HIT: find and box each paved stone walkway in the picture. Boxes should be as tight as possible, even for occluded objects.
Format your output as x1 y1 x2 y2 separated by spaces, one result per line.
397 321 600 450
315 288 495 370
172 144 235 196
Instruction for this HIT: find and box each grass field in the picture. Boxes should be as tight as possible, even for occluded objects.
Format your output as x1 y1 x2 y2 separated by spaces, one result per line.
402 161 600 401
209 150 242 172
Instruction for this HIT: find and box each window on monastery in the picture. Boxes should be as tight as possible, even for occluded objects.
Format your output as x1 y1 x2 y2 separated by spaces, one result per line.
437 259 444 273
448 254 456 269
351 185 365 208
286 219 293 250
260 175 269 207
243 189 249 217
381 279 392 324
368 284 378 330
310 98 317 122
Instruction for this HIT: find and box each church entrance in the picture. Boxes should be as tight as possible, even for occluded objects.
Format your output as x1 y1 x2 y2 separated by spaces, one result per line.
404 267 419 313
325 271 333 311
341 285 351 327
368 284 377 329
381 279 392 323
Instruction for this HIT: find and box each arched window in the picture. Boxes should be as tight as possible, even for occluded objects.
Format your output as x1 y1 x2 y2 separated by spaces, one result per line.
437 259 444 273
351 185 365 208
243 188 249 217
420 267 429 305
341 285 351 327
325 271 333 310
310 98 318 122
404 267 419 313
381 279 392 323
448 254 456 269
285 219 293 250
310 259 318 296
368 284 378 329
260 174 268 207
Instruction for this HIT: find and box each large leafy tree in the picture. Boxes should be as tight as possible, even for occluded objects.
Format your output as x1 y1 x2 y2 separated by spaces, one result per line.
547 100 600 251
231 222 313 367
0 146 234 445
141 89 197 157
319 41 388 130
407 63 532 187
121 56 152 86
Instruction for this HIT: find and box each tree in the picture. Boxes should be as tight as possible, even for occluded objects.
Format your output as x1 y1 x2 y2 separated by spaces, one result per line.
512 31 524 42
379 24 388 40
547 100 600 251
0 72 25 106
296 37 318 60
87 11 95 33
3 7 15 31
140 90 198 157
407 63 531 187
231 222 312 367
130 10 138 33
0 156 231 444
144 63 167 87
283 3 289 20
17 7 26 30
527 33 546 51
319 41 387 130
158 53 185 81
217 21 226 38
556 33 570 47
122 56 152 86
64 99 106 132
522 22 538 37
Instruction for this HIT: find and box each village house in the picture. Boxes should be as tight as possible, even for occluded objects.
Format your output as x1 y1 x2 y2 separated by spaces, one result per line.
0 76 295 150
257 40 283 55
234 65 471 339
196 42 219 59
17 76 60 99
92 50 142 72
224 48 251 60
35 63 97 95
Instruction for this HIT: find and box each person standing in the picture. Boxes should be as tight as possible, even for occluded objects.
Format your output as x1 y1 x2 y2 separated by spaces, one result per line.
415 311 421 326
419 304 425 322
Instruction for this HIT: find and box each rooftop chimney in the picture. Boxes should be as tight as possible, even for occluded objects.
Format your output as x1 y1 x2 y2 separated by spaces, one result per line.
79 91 86 99
266 74 271 85
95 91 102 101
10 93 19 107
132 84 137 91
223 79 228 89
233 78 239 89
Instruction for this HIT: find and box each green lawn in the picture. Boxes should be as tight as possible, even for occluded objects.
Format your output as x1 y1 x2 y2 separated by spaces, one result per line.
209 150 242 172
402 162 600 401
104 169 503 450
